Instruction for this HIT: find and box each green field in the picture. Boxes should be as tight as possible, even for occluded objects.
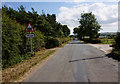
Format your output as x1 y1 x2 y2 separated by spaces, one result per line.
99 38 114 44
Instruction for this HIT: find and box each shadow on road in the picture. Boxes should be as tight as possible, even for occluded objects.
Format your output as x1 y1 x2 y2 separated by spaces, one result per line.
69 55 106 62
69 53 119 62
69 52 120 62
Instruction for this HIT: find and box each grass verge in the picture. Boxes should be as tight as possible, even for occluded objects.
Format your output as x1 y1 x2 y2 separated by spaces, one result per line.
60 39 72 47
99 38 114 44
2 49 55 82
81 38 114 44
2 39 70 82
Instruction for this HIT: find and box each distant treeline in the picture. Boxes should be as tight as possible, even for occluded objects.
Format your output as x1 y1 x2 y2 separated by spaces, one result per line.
2 5 70 68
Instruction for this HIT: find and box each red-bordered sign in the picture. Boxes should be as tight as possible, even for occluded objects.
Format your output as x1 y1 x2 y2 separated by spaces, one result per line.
24 23 35 32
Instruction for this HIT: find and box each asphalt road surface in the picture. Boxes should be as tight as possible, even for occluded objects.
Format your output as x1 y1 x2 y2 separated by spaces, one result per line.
25 40 118 82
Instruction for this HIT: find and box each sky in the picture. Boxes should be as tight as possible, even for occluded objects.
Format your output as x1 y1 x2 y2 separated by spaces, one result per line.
1 0 119 35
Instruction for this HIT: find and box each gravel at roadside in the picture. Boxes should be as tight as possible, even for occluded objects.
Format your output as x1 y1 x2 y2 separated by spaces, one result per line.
88 44 112 54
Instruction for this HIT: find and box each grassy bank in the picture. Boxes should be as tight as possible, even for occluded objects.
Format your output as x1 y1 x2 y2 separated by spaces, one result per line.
2 49 55 82
60 39 72 47
2 37 71 82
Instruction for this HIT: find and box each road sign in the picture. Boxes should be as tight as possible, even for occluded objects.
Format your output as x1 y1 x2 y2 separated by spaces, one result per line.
25 23 35 32
26 34 35 38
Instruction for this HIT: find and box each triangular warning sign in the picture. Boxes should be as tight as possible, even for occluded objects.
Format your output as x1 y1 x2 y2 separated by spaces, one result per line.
24 23 35 32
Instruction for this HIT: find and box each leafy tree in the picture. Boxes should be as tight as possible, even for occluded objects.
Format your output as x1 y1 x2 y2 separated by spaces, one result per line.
2 5 71 68
2 5 70 38
73 27 78 35
16 5 28 25
62 25 70 37
2 12 45 68
76 12 101 39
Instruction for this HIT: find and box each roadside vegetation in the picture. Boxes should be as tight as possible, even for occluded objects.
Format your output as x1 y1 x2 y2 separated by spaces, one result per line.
2 49 55 82
111 32 120 61
73 12 119 61
2 5 70 69
73 12 101 40
73 12 116 45
73 12 101 44
99 38 114 44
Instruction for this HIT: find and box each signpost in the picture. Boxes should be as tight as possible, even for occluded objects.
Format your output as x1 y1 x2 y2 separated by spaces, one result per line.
25 23 35 56
24 23 35 32
26 34 35 38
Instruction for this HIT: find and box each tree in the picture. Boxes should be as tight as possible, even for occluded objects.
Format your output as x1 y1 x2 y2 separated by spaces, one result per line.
62 25 70 37
73 27 78 35
2 5 71 68
77 12 101 39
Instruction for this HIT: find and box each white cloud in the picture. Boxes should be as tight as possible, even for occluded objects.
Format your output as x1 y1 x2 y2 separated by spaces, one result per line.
57 3 118 34
100 22 118 32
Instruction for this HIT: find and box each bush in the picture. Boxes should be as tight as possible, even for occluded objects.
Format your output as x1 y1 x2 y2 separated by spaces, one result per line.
2 14 25 68
112 33 120 50
2 13 70 68
83 38 101 44
2 14 45 68
45 37 59 49
33 31 45 51
112 32 120 61
45 37 70 49
111 50 120 61
57 37 70 45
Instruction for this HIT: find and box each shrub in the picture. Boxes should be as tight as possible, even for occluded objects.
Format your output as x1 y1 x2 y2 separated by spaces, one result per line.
112 32 120 61
45 37 59 49
33 31 45 52
2 14 45 68
2 14 25 68
57 37 70 45
83 38 101 44
112 33 120 50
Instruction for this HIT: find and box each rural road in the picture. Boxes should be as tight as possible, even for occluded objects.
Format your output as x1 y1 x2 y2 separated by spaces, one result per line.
25 40 118 82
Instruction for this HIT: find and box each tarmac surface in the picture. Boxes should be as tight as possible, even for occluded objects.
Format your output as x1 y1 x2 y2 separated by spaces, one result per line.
25 40 118 82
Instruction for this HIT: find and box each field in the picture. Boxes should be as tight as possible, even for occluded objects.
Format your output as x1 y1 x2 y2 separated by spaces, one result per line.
99 38 114 44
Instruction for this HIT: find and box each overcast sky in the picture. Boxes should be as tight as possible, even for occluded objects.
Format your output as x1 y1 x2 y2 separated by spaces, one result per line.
2 0 119 34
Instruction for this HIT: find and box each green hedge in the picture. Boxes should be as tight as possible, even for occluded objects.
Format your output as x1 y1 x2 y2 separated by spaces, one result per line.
2 14 71 69
45 37 59 49
83 38 101 44
57 37 70 45
45 37 70 49
112 32 120 61
2 14 44 68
